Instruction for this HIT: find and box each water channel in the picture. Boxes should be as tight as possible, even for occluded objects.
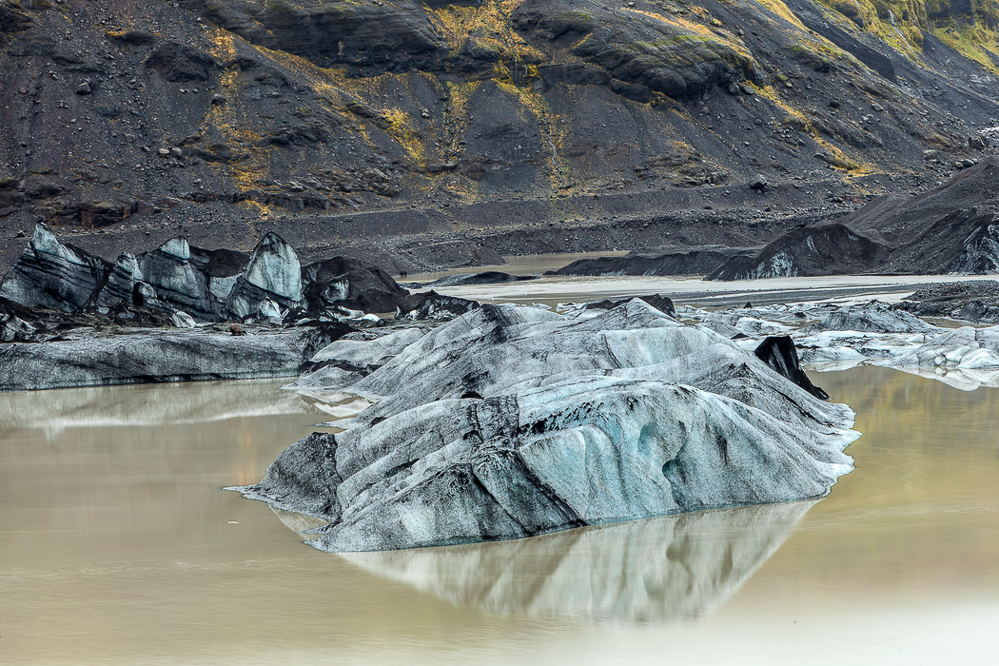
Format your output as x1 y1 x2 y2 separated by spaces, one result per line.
1 271 998 665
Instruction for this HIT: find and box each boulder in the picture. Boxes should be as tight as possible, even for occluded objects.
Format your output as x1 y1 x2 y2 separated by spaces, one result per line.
302 256 408 314
233 301 858 551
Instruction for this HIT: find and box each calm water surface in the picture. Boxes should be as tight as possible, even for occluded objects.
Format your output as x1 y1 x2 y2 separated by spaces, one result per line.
2 370 998 664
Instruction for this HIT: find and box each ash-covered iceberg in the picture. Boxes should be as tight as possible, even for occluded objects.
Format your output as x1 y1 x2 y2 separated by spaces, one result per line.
233 300 858 552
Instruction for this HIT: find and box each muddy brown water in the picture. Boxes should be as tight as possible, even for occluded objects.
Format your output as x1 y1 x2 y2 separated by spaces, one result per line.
2 269 999 665
1 369 997 665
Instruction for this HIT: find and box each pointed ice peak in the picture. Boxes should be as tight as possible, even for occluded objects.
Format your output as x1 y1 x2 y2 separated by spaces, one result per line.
244 232 301 300
158 237 190 261
114 252 141 272
30 222 61 254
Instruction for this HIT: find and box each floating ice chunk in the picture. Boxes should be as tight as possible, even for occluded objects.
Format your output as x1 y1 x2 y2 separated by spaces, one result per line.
957 348 999 369
233 301 859 552
311 327 426 369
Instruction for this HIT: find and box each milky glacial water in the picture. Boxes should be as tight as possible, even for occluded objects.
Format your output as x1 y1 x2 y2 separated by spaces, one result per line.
433 272 996 309
1 365 998 665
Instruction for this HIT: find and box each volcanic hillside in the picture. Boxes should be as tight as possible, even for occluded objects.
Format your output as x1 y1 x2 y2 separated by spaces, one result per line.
1 0 998 269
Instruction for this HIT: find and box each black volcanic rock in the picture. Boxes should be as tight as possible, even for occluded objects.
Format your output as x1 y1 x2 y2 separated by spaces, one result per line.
707 224 888 280
898 281 999 324
261 0 446 70
512 0 761 99
556 247 758 277
754 336 828 400
0 3 31 35
709 160 999 280
584 294 676 318
303 256 409 314
144 41 219 81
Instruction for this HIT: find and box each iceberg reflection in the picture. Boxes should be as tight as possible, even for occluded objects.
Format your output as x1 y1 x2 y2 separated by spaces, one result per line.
0 379 314 436
276 501 813 623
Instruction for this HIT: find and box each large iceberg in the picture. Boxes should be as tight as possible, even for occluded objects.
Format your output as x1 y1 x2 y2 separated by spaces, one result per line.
233 301 858 552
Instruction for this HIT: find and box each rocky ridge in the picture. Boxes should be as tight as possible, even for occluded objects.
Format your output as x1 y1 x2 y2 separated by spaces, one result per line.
708 158 999 279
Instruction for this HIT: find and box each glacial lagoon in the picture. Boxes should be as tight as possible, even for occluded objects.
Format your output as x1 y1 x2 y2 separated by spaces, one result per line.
2 278 999 664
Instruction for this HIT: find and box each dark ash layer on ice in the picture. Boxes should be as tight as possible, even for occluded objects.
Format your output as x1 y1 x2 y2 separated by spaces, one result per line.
233 300 858 552
0 223 478 336
0 325 347 392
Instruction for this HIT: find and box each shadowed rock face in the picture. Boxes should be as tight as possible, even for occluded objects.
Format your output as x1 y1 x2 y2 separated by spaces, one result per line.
234 301 857 551
710 160 999 280
513 0 761 100
255 0 446 70
330 500 814 622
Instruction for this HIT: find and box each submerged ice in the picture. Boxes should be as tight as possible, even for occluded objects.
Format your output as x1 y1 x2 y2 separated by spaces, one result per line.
234 300 858 552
